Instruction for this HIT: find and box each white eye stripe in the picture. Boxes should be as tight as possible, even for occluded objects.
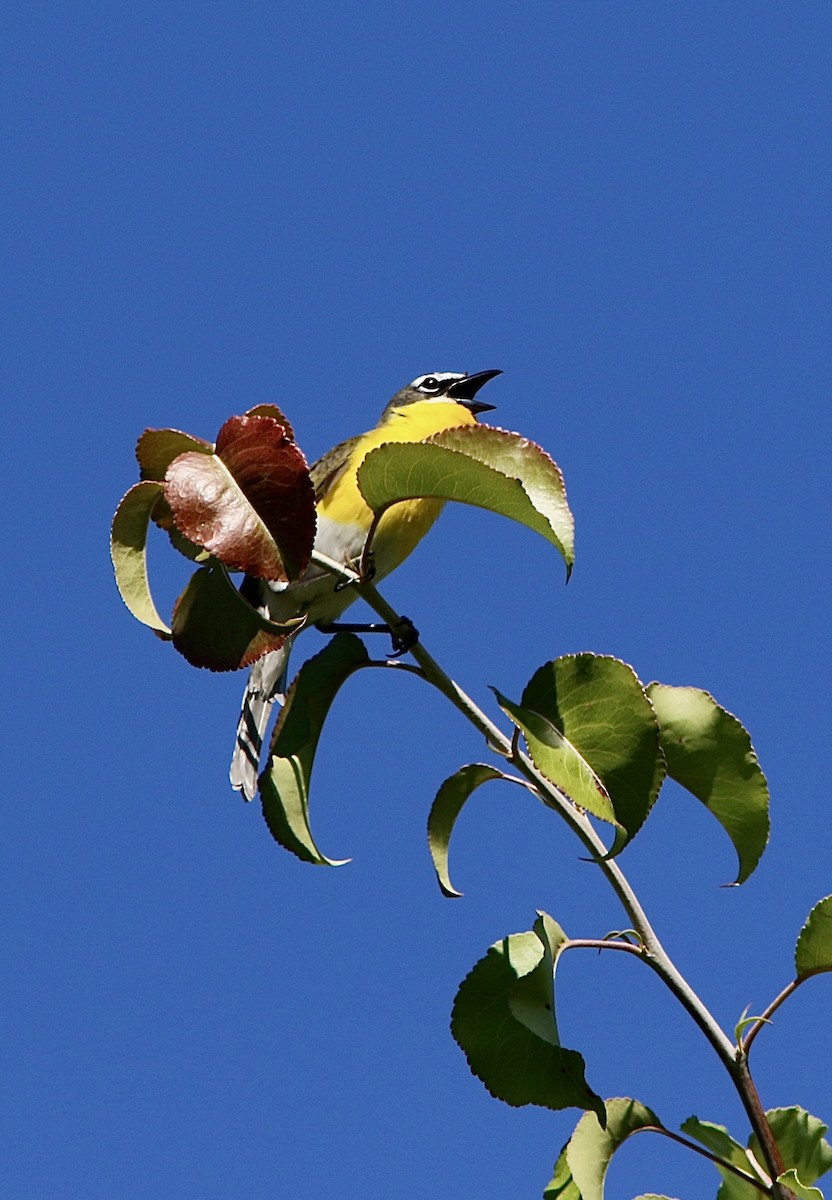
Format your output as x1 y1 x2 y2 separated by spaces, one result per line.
409 371 467 392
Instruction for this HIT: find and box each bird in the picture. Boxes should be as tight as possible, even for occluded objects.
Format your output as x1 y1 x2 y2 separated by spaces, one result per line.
229 368 502 800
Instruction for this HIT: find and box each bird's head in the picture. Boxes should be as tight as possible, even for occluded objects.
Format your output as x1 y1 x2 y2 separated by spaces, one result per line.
383 369 502 417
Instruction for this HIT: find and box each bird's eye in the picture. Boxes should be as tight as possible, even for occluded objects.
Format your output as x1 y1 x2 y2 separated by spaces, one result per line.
421 376 441 392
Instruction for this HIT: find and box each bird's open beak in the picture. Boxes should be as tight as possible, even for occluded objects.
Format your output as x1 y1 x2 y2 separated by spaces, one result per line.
447 369 502 414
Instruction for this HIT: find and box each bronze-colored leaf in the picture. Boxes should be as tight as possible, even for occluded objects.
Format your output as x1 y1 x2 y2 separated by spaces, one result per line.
170 565 301 671
163 415 315 581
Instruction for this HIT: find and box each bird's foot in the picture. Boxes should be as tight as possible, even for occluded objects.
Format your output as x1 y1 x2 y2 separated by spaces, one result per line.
334 550 376 592
315 613 419 658
388 616 419 657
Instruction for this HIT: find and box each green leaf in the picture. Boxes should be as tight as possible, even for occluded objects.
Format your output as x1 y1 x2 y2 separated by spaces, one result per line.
796 896 832 978
677 1113 763 1200
452 913 603 1119
646 683 770 884
776 1169 825 1199
110 480 172 637
170 565 301 671
681 1116 765 1200
259 633 370 865
751 1109 832 1187
427 764 511 897
544 1098 662 1199
509 655 664 848
683 1108 832 1199
734 1013 770 1044
494 689 622 836
136 427 214 481
357 424 574 578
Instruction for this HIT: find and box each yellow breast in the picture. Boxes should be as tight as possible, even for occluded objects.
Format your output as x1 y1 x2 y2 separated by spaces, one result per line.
317 399 478 578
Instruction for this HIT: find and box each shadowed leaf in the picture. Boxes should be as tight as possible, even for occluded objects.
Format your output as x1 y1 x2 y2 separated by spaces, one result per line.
427 764 513 897
357 424 574 577
260 634 370 864
545 1098 663 1199
110 480 172 637
647 683 770 884
795 896 832 979
452 913 603 1119
170 565 301 671
136 427 214 481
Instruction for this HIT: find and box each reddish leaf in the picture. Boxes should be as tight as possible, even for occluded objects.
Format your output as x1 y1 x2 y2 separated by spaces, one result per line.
244 403 296 442
170 565 301 671
163 415 315 581
215 415 314 578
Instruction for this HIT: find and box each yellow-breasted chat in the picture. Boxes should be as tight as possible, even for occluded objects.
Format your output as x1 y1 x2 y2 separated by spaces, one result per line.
230 369 501 799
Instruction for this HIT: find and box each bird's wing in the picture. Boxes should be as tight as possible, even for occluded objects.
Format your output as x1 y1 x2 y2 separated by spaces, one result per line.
310 435 362 501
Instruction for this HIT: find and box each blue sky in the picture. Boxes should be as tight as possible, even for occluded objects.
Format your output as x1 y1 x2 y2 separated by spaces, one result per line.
3 4 831 1197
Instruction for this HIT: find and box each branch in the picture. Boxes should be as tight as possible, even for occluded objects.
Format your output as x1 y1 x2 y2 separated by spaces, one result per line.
352 577 738 1065
309 559 788 1187
741 977 803 1056
632 1125 771 1193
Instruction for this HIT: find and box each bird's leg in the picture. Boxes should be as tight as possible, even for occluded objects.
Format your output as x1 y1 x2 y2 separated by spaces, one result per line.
315 614 419 658
333 550 376 592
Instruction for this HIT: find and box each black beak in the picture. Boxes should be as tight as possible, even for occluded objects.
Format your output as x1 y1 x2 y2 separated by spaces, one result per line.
447 368 502 414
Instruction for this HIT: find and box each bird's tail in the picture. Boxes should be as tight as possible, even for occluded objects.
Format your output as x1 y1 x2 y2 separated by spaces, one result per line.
229 642 293 801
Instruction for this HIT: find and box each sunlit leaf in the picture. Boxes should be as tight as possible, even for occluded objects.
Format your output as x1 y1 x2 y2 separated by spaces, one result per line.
545 1098 662 1199
357 424 574 577
508 655 664 848
170 565 301 671
214 413 314 578
259 633 370 865
776 1169 825 1199
681 1116 765 1200
683 1109 832 1199
734 1013 770 1044
163 414 315 581
110 480 172 637
646 683 770 884
136 427 225 558
452 913 603 1119
427 764 511 897
244 402 296 442
751 1109 832 1187
493 689 621 834
795 896 832 979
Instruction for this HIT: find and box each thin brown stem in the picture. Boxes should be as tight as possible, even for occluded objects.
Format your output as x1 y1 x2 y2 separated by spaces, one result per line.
633 1125 771 1192
742 977 803 1056
564 938 646 957
733 1059 789 1191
